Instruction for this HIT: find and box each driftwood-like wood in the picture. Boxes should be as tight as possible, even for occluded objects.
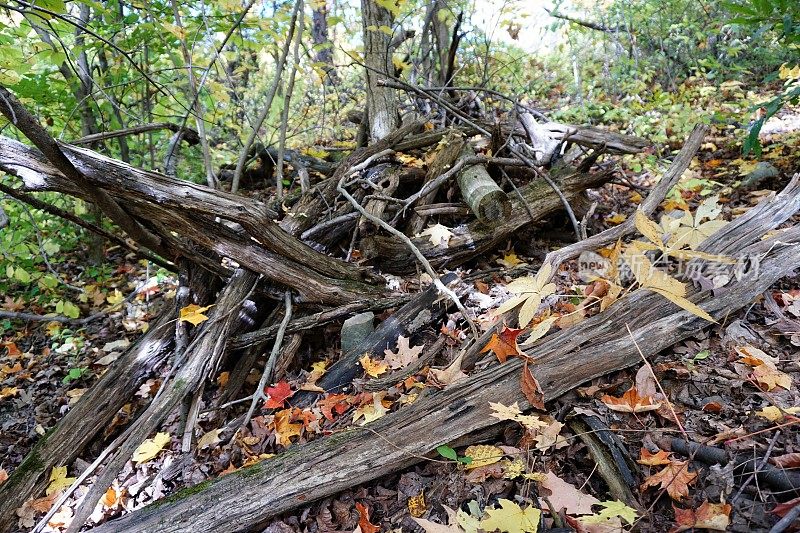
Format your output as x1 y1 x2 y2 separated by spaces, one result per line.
88 190 800 532
456 145 511 223
0 136 382 304
362 169 612 272
0 310 176 530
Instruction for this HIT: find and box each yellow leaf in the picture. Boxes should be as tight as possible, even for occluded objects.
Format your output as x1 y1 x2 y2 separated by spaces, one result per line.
45 466 76 496
197 428 223 449
179 304 214 326
132 432 171 463
359 354 388 377
479 499 540 533
648 287 715 323
463 445 503 470
635 210 665 248
755 406 800 422
106 289 124 306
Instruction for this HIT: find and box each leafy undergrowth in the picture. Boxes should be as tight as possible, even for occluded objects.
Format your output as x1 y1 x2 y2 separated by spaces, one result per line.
2 90 800 532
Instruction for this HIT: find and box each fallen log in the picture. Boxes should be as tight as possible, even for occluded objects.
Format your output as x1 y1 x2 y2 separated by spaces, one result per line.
87 177 800 533
456 144 511 223
361 168 612 272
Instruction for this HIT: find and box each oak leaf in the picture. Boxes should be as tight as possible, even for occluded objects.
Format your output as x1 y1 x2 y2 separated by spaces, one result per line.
428 352 468 388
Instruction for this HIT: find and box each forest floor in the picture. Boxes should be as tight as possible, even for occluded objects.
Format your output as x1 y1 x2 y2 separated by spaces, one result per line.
1 86 800 532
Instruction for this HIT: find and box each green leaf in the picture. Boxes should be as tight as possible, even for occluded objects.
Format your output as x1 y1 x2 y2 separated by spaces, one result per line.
436 445 458 461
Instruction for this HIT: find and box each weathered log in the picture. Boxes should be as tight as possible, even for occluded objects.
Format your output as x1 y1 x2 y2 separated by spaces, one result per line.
0 309 176 532
362 169 612 273
296 273 456 403
0 136 382 303
88 199 800 532
456 144 511 223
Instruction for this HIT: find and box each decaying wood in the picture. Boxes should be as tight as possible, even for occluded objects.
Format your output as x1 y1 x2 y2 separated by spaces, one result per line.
362 168 612 272
87 186 800 531
0 309 176 529
0 136 381 304
456 144 511 223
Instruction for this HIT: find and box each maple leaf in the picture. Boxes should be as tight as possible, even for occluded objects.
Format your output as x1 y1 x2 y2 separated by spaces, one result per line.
300 360 328 392
641 460 696 501
601 387 662 413
264 381 294 409
273 409 302 446
132 432 171 463
317 393 351 421
539 471 601 514
495 263 556 327
178 304 214 326
353 392 390 426
359 354 388 377
533 419 568 452
479 499 541 533
581 500 638 526
45 466 76 496
638 448 672 466
463 445 503 470
481 326 524 363
384 336 424 370
489 402 549 431
418 224 454 247
356 502 380 533
672 500 731 531
498 251 527 268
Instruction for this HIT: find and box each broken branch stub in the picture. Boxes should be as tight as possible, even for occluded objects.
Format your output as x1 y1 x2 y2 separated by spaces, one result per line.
456 145 511 223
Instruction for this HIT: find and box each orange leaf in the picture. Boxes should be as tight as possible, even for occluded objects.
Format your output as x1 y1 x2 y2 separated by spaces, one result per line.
601 387 662 413
481 326 524 363
641 460 696 501
672 500 731 531
1 342 21 357
638 448 672 466
273 409 302 447
317 393 351 422
356 502 380 533
521 361 545 410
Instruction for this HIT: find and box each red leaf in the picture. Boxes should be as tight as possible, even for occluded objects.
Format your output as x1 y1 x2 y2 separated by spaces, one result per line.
264 381 294 409
317 393 350 421
521 361 545 410
355 502 380 533
773 496 800 517
481 326 524 363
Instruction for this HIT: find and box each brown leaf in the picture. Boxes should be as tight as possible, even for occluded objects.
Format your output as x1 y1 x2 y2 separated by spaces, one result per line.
672 500 731 531
601 387 662 413
356 502 380 533
538 470 601 515
521 361 545 410
481 326 524 363
771 452 800 469
641 460 696 501
773 496 800 517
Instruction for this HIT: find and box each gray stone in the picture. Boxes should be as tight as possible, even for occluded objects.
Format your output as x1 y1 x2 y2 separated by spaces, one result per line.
741 161 779 188
340 312 374 354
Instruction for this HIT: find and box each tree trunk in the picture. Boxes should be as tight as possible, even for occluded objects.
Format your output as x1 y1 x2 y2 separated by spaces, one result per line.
361 0 399 141
312 0 338 85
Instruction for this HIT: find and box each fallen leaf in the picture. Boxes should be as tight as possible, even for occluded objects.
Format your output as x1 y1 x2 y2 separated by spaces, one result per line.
773 496 800 517
356 502 380 533
495 263 556 327
489 401 548 431
601 387 662 413
45 466 76 496
519 317 558 348
521 361 545 410
359 354 388 378
641 460 696 501
481 326 524 363
751 363 792 391
533 419 568 452
428 352 468 388
538 470 601 515
384 336 424 370
498 251 526 268
273 409 302 446
581 500 638 525
197 428 223 449
264 381 295 409
771 453 800 469
132 432 171 463
352 393 389 426
0 468 7 484
479 498 540 533
179 304 214 326
317 393 351 421
672 500 731 531
408 491 427 518
463 445 503 470
418 224 454 247
755 406 800 422
638 448 672 466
